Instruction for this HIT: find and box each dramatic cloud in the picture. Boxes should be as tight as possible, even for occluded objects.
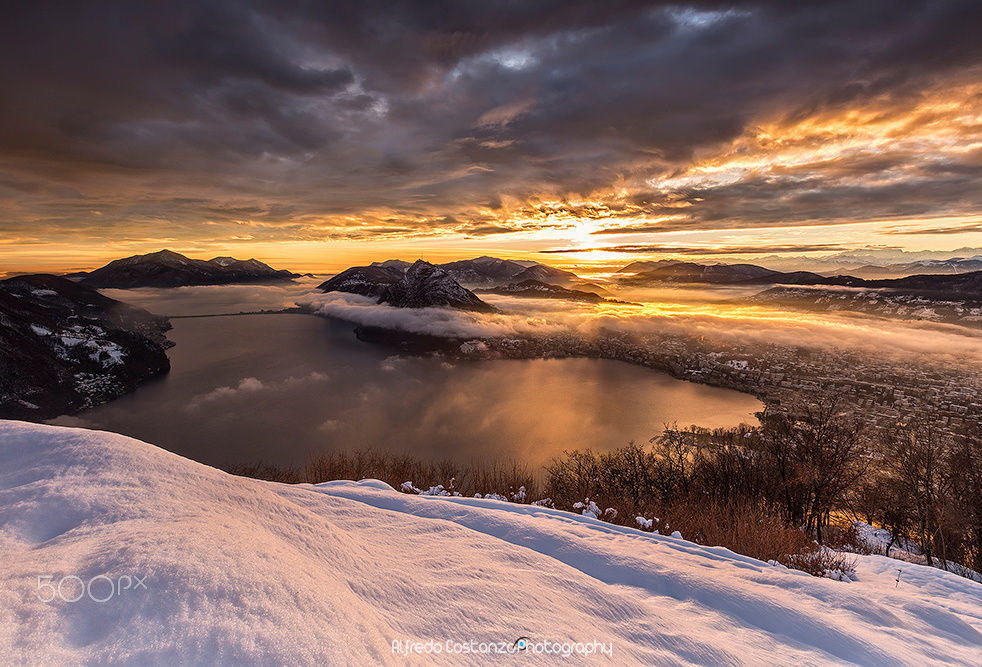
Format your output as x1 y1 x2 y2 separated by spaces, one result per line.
879 223 982 235
2 1 981 261
541 244 846 255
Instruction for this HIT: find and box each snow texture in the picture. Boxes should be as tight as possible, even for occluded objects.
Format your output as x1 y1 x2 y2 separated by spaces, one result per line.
2 420 981 664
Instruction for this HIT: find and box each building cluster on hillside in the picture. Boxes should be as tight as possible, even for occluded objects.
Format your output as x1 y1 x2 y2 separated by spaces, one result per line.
465 330 982 439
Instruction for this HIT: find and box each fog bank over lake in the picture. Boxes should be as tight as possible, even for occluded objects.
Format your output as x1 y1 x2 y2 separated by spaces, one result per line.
51 286 762 468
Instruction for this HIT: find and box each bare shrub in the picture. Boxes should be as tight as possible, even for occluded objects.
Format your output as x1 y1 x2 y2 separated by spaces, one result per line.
225 450 540 500
225 462 301 483
786 548 858 580
823 522 876 555
659 500 815 566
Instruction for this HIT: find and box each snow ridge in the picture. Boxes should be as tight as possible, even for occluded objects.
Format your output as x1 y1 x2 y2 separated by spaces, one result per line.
2 420 981 664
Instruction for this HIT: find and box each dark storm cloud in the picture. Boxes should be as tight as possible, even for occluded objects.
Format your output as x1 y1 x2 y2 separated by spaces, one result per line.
1 0 981 246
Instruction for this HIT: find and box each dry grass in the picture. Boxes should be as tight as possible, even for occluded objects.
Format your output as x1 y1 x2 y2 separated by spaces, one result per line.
226 450 541 499
656 500 816 566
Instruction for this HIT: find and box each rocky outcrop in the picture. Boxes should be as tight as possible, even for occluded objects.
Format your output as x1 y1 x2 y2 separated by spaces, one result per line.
0 274 172 419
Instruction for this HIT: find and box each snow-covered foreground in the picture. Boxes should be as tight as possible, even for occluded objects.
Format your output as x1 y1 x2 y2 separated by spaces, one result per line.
2 421 981 664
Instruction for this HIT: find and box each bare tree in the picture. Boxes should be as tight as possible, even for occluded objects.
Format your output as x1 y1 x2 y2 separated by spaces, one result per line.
756 400 870 543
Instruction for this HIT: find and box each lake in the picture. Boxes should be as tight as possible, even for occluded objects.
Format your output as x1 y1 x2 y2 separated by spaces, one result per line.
50 306 763 470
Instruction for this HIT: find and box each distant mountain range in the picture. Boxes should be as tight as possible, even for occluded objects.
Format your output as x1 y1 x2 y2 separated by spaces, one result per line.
616 260 831 287
740 263 982 325
319 260 497 312
322 254 982 319
856 269 982 294
477 279 607 303
617 259 982 293
437 256 535 286
845 257 982 279
620 252 982 281
317 256 593 312
714 249 982 278
0 274 172 419
76 249 300 288
616 259 982 324
507 263 581 286
753 286 982 327
369 255 581 288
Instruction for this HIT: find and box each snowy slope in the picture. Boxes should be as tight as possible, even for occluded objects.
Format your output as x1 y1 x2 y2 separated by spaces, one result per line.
2 421 981 664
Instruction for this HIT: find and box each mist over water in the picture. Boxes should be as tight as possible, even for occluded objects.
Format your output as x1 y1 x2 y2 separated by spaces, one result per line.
57 276 981 470
100 277 324 316
300 285 982 362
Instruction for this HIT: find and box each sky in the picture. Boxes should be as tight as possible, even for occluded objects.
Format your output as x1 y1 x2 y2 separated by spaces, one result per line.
2 0 981 273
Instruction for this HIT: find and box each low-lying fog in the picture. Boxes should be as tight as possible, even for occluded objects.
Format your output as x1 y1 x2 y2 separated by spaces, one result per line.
71 278 981 469
100 277 324 316
300 286 982 362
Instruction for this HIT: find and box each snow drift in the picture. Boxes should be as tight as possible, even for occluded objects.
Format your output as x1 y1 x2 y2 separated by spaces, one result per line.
1 420 981 664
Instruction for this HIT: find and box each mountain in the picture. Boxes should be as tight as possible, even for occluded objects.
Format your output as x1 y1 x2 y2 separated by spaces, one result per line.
740 249 982 276
0 274 172 419
478 279 606 303
437 256 581 287
749 269 982 326
618 261 829 286
508 263 580 286
790 269 982 295
370 259 413 271
438 256 529 286
616 259 683 273
316 264 405 297
739 270 840 285
79 249 299 288
569 281 611 295
752 285 982 327
319 256 582 292
614 256 982 283
849 257 982 279
379 260 497 313
364 256 537 287
866 269 982 295
4 420 981 663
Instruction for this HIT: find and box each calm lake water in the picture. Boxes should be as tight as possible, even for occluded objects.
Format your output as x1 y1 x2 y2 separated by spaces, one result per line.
51 309 762 469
